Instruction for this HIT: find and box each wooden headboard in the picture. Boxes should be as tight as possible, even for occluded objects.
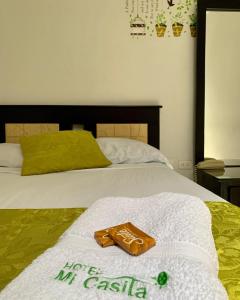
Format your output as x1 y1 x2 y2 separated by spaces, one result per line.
0 105 162 148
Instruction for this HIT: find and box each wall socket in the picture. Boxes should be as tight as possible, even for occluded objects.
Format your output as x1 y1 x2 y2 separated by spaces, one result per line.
178 160 193 170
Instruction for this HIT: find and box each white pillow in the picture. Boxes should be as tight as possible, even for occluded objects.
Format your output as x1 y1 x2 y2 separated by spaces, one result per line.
0 143 23 168
0 139 173 169
96 137 173 168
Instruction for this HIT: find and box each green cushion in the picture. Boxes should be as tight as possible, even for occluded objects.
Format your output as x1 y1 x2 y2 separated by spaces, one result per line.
20 130 111 175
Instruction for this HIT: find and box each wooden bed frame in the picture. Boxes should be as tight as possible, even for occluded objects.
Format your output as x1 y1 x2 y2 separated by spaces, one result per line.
0 105 162 148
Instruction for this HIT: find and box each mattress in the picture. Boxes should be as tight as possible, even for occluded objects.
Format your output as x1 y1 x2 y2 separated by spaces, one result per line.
0 163 224 209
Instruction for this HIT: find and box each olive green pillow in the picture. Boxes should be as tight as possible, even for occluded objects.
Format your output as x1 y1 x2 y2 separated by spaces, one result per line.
20 130 111 176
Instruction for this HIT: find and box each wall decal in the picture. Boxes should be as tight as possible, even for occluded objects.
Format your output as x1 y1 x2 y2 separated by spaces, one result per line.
125 0 197 38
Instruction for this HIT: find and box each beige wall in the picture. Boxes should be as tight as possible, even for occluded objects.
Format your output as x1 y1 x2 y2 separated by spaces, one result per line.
0 0 196 178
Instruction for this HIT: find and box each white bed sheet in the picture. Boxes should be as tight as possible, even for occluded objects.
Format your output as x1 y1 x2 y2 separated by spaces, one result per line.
0 163 225 209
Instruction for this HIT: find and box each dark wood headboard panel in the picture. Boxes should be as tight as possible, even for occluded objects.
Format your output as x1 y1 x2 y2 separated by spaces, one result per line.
0 105 162 148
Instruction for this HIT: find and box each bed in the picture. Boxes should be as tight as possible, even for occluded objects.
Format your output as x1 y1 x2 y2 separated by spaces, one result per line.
0 105 239 299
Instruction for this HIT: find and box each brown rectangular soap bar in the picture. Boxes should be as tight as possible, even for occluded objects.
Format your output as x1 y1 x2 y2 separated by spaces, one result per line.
108 222 156 256
94 227 115 247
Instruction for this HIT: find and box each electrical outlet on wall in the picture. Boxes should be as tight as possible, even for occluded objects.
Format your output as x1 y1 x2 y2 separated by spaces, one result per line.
178 160 193 170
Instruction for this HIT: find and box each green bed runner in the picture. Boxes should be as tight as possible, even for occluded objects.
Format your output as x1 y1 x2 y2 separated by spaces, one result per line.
0 203 239 299
206 202 240 299
0 208 86 291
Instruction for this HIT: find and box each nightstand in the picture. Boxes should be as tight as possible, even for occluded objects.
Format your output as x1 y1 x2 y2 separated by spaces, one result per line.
197 167 240 207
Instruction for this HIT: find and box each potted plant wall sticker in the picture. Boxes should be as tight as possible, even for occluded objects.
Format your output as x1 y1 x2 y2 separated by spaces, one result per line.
189 13 197 37
185 0 197 37
155 10 167 37
171 3 184 37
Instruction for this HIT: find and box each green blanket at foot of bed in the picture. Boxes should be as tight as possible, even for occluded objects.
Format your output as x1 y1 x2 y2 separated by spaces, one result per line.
206 202 240 300
0 203 239 299
0 208 86 291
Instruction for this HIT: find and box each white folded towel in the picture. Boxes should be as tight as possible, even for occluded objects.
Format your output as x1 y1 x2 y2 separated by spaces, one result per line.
0 193 228 300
